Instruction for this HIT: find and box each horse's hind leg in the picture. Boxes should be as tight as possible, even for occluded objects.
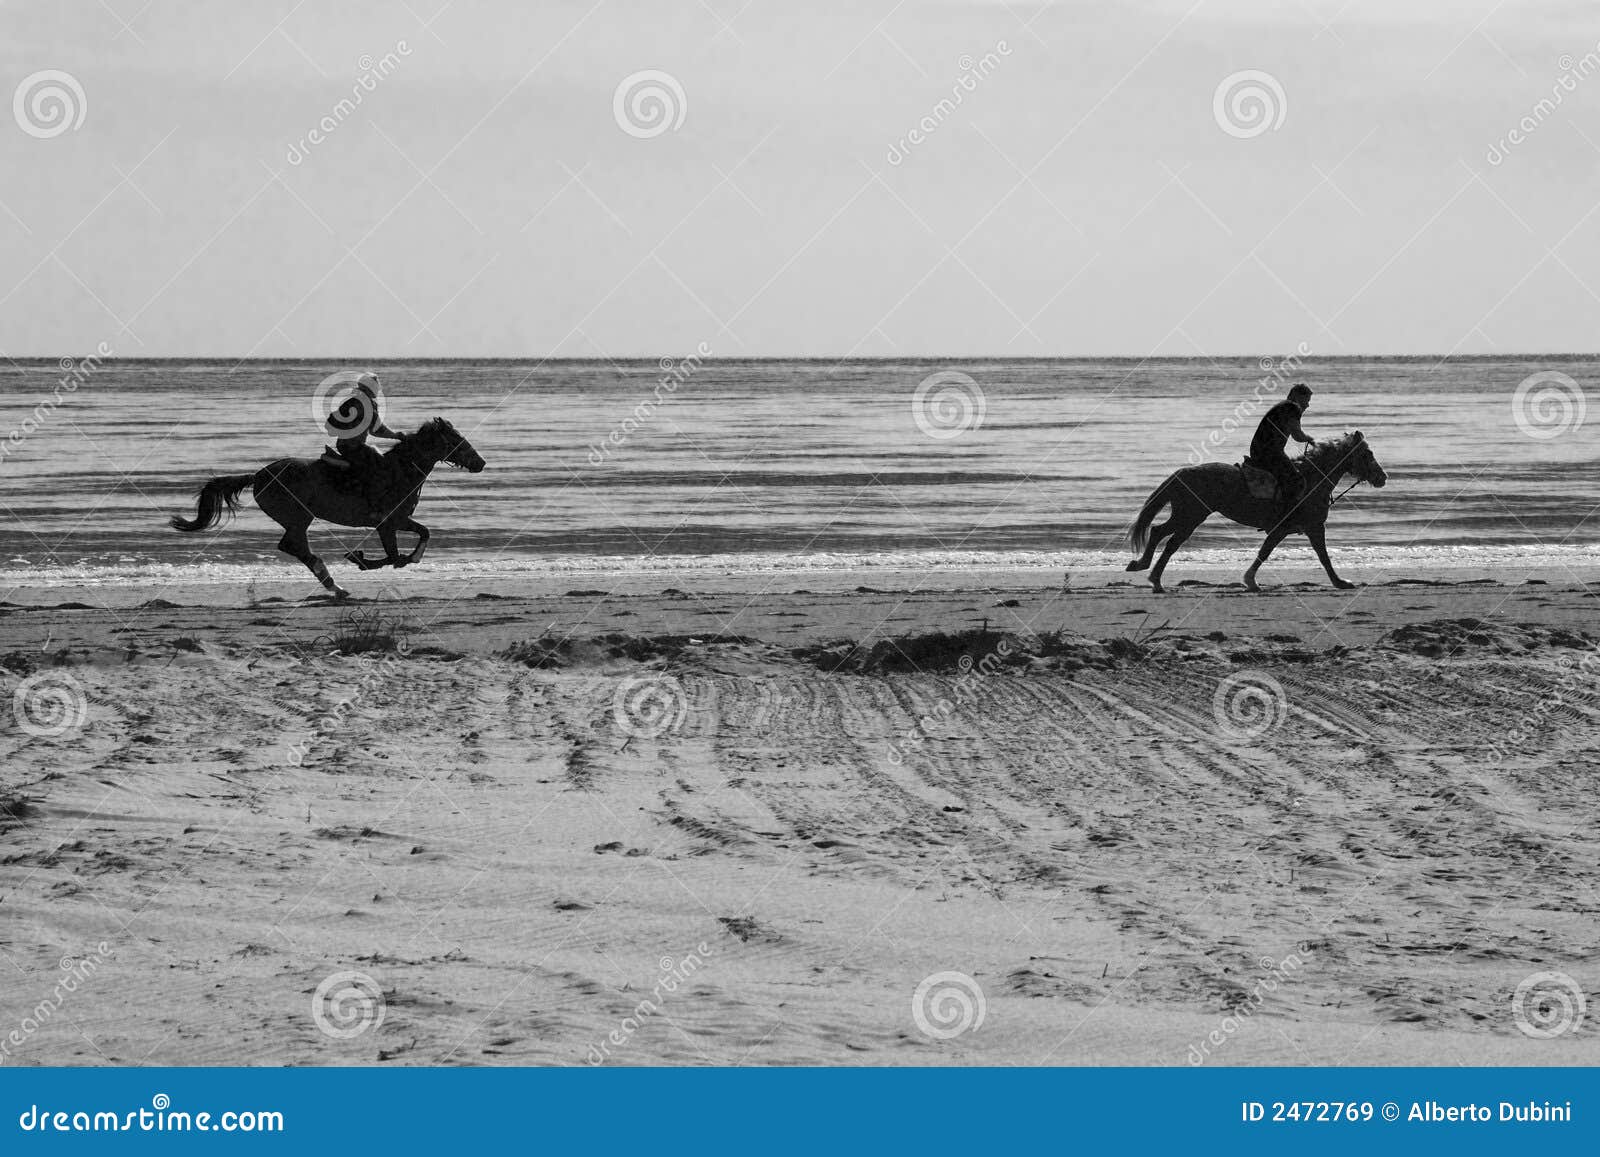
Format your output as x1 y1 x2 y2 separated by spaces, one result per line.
1149 516 1202 593
1127 519 1173 572
277 524 349 599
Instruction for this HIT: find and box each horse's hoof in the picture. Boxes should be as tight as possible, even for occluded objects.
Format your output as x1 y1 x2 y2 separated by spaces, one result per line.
1150 583 1164 594
332 587 351 601
1334 579 1357 590
1125 559 1147 572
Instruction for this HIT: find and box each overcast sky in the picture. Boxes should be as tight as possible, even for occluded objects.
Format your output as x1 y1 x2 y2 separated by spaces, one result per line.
3 0 1599 358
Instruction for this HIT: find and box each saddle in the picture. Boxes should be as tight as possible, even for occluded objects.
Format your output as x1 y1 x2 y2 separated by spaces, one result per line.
1238 459 1280 501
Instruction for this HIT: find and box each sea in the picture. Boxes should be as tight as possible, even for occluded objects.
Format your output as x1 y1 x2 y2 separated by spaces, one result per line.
2 356 1597 589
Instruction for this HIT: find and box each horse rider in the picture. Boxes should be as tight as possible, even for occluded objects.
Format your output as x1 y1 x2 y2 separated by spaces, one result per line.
321 372 404 473
1248 383 1315 515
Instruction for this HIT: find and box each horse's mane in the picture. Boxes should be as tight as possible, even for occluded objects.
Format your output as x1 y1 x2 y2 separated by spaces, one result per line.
401 416 450 440
1301 431 1364 474
388 417 452 453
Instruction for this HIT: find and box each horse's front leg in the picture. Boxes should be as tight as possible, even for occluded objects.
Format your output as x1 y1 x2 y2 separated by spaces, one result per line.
398 517 430 565
1242 526 1294 592
345 524 405 570
1307 523 1356 589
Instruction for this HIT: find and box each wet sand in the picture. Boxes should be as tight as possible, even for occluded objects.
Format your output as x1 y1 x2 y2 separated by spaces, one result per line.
2 574 1599 1065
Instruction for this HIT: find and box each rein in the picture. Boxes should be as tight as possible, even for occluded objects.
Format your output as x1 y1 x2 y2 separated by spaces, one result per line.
1329 478 1361 506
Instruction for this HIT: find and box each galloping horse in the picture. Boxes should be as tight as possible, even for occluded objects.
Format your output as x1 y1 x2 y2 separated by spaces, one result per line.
170 417 485 599
1126 431 1387 593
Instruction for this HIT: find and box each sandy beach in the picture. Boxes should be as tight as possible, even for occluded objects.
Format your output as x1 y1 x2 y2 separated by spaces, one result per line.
4 571 1598 1066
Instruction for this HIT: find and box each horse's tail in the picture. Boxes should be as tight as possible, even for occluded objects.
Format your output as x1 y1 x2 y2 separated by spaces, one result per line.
1128 471 1180 556
170 473 254 533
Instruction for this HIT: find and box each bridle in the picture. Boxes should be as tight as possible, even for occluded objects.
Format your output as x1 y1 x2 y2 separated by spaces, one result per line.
1329 478 1361 506
1328 445 1374 507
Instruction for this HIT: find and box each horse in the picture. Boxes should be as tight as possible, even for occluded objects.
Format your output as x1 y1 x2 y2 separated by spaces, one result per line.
170 416 486 599
1125 430 1387 593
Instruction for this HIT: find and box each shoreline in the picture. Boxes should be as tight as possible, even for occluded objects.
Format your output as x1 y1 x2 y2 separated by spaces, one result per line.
2 545 1596 607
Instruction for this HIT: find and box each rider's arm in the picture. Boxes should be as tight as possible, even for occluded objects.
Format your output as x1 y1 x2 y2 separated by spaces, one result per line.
370 420 403 440
1286 409 1314 444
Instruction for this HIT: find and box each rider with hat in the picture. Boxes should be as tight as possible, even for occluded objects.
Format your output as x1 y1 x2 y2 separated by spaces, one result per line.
322 371 404 472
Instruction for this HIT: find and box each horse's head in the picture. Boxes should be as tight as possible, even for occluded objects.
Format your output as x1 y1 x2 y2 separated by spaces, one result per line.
410 417 485 473
1333 430 1386 489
